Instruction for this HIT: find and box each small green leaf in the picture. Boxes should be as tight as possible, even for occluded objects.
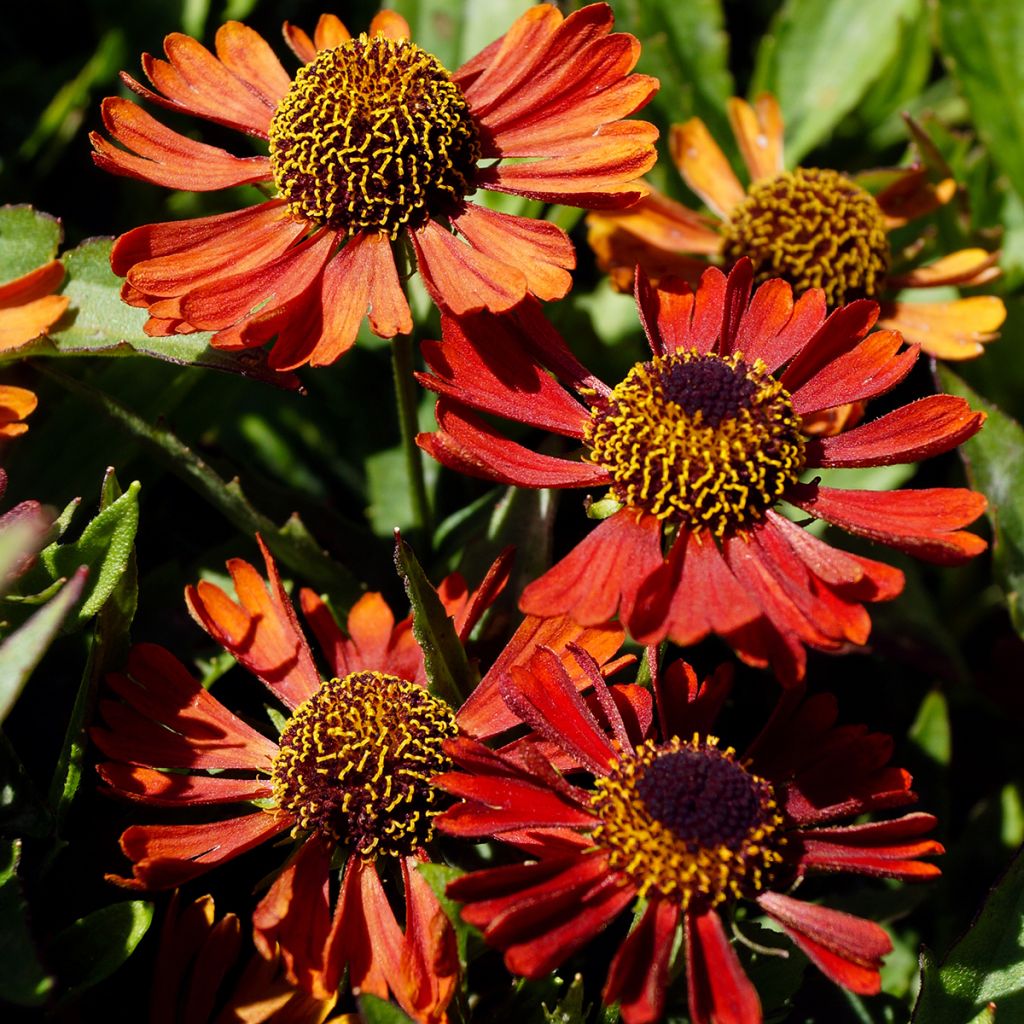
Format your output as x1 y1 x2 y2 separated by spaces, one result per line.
0 840 54 1006
751 0 922 162
394 533 476 707
0 567 86 723
358 993 416 1024
913 845 1024 1021
0 206 61 285
938 369 1024 636
938 0 1024 203
543 974 590 1024
909 691 952 769
37 480 140 630
49 900 153 998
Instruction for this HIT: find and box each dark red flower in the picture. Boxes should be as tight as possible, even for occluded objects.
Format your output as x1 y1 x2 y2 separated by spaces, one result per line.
436 650 942 1023
417 259 988 683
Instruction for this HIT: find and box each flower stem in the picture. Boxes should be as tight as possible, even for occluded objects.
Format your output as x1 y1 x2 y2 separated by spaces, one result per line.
391 332 433 550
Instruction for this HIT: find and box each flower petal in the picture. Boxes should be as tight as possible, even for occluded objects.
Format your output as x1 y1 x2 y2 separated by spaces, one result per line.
670 119 746 219
604 898 680 1024
685 909 762 1024
887 248 1001 289
214 21 291 105
97 764 273 806
877 296 1005 361
728 93 784 183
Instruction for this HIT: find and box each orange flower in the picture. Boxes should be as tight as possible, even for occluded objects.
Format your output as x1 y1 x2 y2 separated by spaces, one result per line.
93 539 626 1020
0 257 68 353
92 5 658 370
587 93 1005 360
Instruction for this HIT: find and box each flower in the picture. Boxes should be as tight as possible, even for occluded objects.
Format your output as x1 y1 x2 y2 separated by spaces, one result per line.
417 260 988 683
436 650 942 1024
586 93 1005 360
93 538 626 1019
91 5 658 370
0 255 68 353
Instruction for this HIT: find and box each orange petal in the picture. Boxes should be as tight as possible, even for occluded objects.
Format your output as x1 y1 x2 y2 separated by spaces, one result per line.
670 119 746 218
214 21 291 107
878 296 1006 361
727 93 784 183
313 14 352 52
451 203 574 303
873 168 956 229
0 385 38 423
369 10 411 40
0 295 69 351
282 22 317 64
0 258 64 303
887 248 1001 289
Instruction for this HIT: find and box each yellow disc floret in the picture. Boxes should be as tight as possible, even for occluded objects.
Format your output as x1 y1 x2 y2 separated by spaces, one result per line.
591 737 786 909
270 672 458 858
721 167 891 306
586 350 805 537
268 33 480 237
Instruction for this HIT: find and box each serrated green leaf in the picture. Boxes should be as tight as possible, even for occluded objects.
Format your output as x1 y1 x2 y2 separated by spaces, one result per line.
0 840 54 1006
0 567 86 723
751 0 921 163
8 238 298 389
37 480 140 630
358 993 416 1024
938 0 1024 203
0 206 61 285
416 862 472 966
49 900 153 998
394 534 475 707
913 845 1024 1021
938 369 1024 635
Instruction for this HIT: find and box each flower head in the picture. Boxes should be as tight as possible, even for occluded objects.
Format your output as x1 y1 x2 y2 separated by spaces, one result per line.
417 261 987 683
93 538 625 1018
91 5 658 369
587 94 1005 359
436 652 942 1023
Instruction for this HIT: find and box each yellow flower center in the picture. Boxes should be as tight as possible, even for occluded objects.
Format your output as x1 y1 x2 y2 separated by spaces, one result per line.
721 168 891 306
268 34 481 238
591 737 785 909
586 351 805 537
270 672 458 858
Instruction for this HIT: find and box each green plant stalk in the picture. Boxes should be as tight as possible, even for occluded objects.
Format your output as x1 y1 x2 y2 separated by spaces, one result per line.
391 332 433 549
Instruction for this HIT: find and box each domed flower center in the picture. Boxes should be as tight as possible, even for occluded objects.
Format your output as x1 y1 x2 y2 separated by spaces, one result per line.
268 34 481 238
586 351 806 536
720 168 891 306
270 672 458 858
591 737 785 908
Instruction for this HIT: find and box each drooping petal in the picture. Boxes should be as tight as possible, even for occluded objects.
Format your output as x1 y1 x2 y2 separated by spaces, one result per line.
728 93 784 183
97 764 273 806
887 248 1001 289
604 898 680 1024
685 909 762 1024
877 296 1005 361
670 119 746 219
0 386 38 437
872 168 955 228
0 259 69 351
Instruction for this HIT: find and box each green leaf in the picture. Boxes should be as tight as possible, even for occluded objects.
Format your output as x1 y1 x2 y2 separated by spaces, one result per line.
0 567 86 723
36 480 140 630
48 900 153 998
416 862 472 966
358 993 416 1024
0 840 54 1006
11 238 300 390
0 206 61 285
909 691 952 768
614 0 735 145
938 0 1024 203
751 0 922 163
913 845 1024 1021
394 533 476 707
938 369 1024 636
543 974 590 1024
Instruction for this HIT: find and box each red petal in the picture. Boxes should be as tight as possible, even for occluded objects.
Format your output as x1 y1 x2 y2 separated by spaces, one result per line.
97 763 272 806
635 271 696 357
779 301 879 393
214 22 291 107
685 910 762 1024
520 508 663 625
732 278 794 359
604 898 680 1024
746 287 827 372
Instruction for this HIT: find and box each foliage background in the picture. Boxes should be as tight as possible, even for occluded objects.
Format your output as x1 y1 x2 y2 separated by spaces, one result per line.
2 0 1024 1020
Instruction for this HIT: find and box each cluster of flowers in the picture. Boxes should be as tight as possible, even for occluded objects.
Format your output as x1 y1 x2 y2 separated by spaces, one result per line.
7 3 1001 1022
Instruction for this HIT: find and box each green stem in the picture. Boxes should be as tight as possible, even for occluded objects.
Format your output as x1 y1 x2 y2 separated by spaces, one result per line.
391 332 433 549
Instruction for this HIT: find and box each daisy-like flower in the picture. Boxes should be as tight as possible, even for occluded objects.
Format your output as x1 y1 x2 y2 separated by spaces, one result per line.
93 539 626 1019
436 650 942 1023
587 94 1005 359
90 4 657 370
0 256 68 353
417 260 987 683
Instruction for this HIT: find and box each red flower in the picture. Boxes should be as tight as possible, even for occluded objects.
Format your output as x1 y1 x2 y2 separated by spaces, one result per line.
91 5 657 369
436 650 942 1023
417 260 988 683
93 539 626 1019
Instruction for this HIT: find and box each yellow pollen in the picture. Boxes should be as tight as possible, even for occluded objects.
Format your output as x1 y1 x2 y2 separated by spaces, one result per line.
270 671 458 858
268 34 480 238
586 350 805 537
590 737 786 909
721 167 891 306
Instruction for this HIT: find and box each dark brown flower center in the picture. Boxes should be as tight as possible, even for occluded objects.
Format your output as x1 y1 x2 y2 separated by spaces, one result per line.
591 738 785 907
586 351 806 536
721 167 891 305
268 34 480 238
270 672 458 858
